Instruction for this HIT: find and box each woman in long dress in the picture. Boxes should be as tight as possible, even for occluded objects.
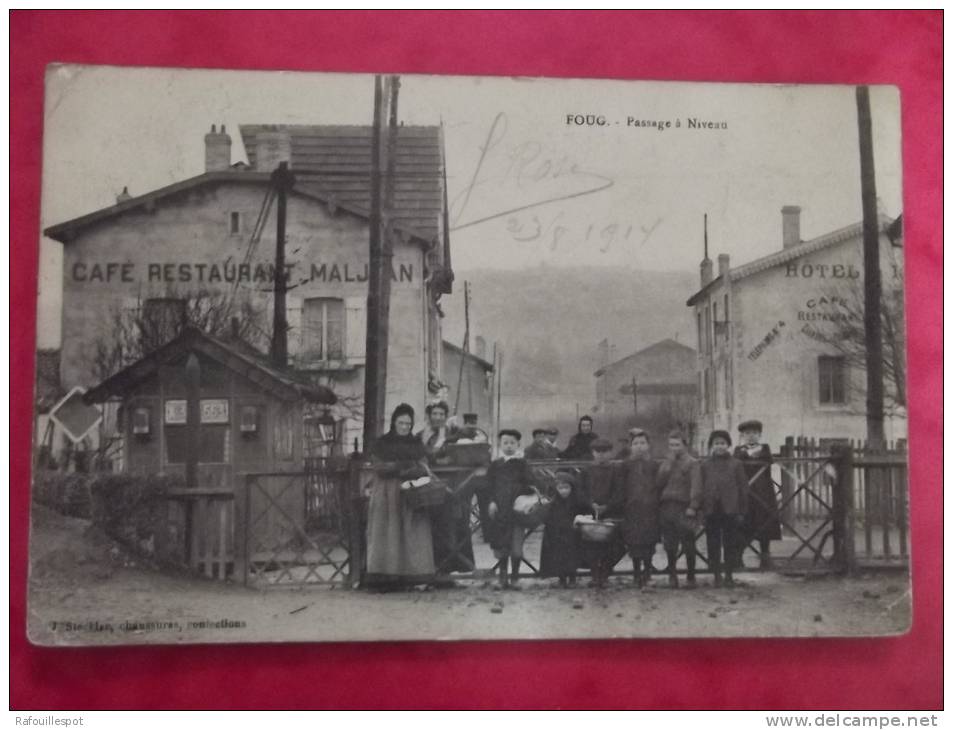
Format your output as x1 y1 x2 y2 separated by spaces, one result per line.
364 403 436 588
417 401 475 575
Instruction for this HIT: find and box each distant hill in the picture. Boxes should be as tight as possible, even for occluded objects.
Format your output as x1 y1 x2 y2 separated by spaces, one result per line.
441 265 698 397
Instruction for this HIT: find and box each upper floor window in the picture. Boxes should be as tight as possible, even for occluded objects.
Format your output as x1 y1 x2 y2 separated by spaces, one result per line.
302 297 345 361
229 211 241 235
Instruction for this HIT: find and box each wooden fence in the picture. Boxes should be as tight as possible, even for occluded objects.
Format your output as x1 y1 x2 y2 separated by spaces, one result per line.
783 436 908 565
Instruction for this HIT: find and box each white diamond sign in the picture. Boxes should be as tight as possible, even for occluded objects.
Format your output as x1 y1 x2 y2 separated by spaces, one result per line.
48 386 103 444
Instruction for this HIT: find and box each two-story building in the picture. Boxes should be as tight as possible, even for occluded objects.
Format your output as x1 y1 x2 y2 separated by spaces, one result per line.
686 206 905 454
43 124 454 452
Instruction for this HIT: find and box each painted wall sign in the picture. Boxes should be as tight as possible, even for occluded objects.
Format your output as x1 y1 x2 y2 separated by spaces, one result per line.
784 262 861 279
747 320 786 362
307 262 414 283
70 260 415 284
796 294 859 323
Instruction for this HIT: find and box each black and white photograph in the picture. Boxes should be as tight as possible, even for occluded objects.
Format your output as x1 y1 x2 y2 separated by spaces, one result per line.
29 66 910 644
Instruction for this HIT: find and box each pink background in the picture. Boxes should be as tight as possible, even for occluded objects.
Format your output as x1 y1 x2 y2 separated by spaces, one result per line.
10 10 942 709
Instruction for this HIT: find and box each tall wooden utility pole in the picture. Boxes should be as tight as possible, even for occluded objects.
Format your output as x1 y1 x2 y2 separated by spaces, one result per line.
362 75 400 450
363 76 386 450
270 161 295 367
377 75 400 426
856 86 885 449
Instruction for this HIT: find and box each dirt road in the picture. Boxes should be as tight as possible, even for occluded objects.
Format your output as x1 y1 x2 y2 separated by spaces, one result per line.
26 506 911 646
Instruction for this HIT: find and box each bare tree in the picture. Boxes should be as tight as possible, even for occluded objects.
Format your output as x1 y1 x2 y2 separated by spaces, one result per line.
92 289 268 382
87 289 267 471
807 246 906 416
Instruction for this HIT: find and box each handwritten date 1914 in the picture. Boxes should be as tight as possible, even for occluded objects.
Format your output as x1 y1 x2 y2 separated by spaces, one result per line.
505 211 662 253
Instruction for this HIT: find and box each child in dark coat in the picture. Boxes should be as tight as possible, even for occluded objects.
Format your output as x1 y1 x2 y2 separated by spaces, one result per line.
688 430 749 588
614 428 662 589
580 437 626 588
486 429 537 589
657 430 700 589
540 471 588 586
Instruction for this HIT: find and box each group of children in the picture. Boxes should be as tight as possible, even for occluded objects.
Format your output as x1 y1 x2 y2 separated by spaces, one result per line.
484 423 760 590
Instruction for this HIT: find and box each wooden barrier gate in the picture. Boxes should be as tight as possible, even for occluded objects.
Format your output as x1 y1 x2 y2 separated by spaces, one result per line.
241 464 355 587
234 446 907 588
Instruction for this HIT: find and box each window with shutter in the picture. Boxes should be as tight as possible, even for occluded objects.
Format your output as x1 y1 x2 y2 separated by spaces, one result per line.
286 296 302 359
300 298 345 364
344 296 366 365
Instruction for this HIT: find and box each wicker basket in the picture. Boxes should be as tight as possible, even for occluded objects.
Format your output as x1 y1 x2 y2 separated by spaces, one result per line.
512 493 552 528
577 518 620 543
402 479 449 510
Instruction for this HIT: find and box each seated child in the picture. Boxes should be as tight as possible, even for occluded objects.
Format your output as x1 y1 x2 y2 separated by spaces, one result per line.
579 437 626 588
486 429 536 589
688 430 749 588
539 471 588 587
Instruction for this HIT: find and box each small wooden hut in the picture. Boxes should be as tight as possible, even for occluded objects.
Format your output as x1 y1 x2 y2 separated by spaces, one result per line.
84 327 336 578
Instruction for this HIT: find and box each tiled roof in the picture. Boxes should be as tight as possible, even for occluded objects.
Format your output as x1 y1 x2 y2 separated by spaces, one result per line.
240 125 444 244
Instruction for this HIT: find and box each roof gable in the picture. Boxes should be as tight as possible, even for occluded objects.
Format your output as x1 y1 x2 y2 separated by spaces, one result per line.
442 340 494 372
686 215 893 306
84 328 336 405
594 338 697 377
43 170 435 247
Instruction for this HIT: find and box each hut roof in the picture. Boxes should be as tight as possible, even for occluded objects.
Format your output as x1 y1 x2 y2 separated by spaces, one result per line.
84 327 337 405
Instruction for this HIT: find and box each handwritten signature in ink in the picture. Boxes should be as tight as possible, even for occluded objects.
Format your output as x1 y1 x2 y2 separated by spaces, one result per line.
449 112 615 232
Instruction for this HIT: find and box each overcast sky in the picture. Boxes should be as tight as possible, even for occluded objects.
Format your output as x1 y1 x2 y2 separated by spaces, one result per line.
37 65 901 348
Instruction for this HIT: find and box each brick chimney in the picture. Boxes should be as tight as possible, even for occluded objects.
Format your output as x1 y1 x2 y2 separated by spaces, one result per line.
782 205 801 249
474 335 487 360
255 127 292 172
204 124 232 172
717 253 730 278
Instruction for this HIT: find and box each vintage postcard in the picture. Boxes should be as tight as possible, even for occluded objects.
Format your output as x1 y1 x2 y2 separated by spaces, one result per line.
28 66 910 644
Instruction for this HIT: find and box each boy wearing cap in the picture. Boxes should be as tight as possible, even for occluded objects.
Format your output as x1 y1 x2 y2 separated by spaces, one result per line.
657 430 700 588
486 429 537 589
688 430 749 587
734 419 780 570
525 428 560 461
616 428 662 589
580 437 626 588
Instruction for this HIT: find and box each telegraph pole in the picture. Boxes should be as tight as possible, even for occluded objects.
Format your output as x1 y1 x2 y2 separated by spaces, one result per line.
363 76 386 450
362 75 400 450
270 161 295 367
377 75 400 426
856 86 886 449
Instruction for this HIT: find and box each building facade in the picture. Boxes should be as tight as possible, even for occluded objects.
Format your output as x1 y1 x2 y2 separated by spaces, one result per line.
686 206 906 454
593 338 698 451
44 124 454 451
440 339 494 431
